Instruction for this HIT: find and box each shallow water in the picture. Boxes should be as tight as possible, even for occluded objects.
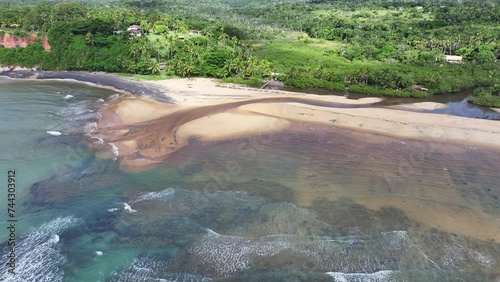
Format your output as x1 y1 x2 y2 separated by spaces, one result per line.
0 79 499 281
269 84 500 120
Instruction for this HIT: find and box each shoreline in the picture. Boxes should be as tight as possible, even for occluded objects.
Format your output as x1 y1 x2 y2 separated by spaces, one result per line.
3 70 500 155
0 69 173 103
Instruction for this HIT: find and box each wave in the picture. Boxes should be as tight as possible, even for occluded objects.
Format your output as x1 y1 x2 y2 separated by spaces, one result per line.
133 188 175 203
185 229 410 277
123 203 137 213
83 122 99 134
47 131 62 136
63 95 74 100
0 216 81 282
91 136 104 145
109 143 119 156
108 94 120 100
109 256 211 282
57 100 104 123
325 270 397 282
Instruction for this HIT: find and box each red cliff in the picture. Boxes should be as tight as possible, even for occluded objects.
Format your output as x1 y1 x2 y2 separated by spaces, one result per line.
0 33 51 51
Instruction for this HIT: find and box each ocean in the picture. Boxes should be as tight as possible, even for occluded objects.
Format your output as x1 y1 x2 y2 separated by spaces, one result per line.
0 78 499 281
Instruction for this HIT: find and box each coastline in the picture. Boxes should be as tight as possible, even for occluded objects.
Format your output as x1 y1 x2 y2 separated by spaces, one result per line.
0 69 173 103
2 70 500 161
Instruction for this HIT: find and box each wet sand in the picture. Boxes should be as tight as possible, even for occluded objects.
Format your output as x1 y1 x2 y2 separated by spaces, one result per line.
86 78 500 171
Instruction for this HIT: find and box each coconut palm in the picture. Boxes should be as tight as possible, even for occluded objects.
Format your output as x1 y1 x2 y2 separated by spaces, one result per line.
147 60 160 74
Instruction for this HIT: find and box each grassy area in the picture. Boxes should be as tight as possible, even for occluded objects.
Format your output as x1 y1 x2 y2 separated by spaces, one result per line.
469 95 500 108
468 87 500 108
220 76 265 87
117 72 178 81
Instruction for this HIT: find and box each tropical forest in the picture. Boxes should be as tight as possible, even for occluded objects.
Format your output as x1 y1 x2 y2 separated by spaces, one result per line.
0 0 499 106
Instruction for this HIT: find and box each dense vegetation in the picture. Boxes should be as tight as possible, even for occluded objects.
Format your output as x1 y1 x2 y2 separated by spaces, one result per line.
0 1 272 77
0 0 499 105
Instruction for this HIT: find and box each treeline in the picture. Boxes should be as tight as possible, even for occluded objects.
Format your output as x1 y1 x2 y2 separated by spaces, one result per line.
0 0 499 105
0 1 272 77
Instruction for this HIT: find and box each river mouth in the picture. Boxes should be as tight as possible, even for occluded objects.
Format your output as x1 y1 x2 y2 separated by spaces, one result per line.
265 84 500 120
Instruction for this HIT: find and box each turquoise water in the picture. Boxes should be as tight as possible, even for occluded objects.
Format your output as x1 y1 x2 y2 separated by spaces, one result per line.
0 79 499 281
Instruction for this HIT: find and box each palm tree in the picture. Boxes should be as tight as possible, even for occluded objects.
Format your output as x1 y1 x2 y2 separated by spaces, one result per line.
167 35 176 59
230 36 239 53
85 32 95 47
204 31 213 50
180 60 195 77
147 61 160 74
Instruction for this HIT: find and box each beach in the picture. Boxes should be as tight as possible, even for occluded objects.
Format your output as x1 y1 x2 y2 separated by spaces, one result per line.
82 77 500 170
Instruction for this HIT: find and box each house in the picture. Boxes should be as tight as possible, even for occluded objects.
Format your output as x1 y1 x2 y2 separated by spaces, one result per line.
415 6 423 10
127 25 141 37
189 30 202 35
159 63 166 71
178 35 185 40
445 55 463 64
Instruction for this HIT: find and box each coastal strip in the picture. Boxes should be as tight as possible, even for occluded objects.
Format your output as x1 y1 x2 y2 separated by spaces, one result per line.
0 70 173 103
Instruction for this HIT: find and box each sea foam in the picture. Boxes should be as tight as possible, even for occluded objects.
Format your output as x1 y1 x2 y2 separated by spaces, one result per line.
47 131 62 136
186 230 411 277
63 95 74 100
134 188 175 203
0 216 81 282
123 203 137 213
109 143 119 156
108 94 120 100
325 270 396 282
109 256 211 282
83 122 99 134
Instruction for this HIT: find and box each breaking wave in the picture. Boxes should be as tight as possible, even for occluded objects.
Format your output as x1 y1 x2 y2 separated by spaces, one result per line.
46 131 62 136
325 270 397 282
83 122 99 134
0 216 82 282
108 94 120 100
109 143 119 156
133 188 176 203
186 229 410 277
109 256 211 282
123 203 137 213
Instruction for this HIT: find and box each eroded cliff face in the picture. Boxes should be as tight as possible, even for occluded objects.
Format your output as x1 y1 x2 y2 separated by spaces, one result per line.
0 33 51 51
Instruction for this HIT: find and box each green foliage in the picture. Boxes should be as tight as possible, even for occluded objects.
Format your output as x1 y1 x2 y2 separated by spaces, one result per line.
469 86 500 108
0 0 499 100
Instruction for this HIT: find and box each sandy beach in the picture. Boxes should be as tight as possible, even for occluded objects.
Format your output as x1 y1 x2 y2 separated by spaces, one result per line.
86 77 500 170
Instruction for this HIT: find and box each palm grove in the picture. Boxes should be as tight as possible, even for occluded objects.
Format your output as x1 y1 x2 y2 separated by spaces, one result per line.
0 0 498 106
0 1 272 79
